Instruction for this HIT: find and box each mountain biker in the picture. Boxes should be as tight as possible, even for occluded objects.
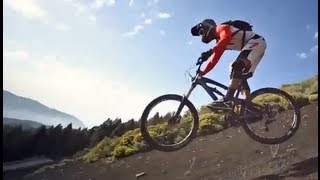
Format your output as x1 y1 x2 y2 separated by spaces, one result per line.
191 19 267 108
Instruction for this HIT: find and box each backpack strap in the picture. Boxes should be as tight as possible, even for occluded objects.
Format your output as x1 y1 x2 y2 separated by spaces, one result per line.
241 31 246 49
232 29 240 36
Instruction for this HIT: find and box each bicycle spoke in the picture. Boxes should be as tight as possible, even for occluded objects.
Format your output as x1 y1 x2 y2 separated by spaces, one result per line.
241 88 300 144
140 94 199 151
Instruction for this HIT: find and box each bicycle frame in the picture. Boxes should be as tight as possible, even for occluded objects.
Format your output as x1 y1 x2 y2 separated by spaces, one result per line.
174 74 232 117
174 65 264 118
185 74 228 101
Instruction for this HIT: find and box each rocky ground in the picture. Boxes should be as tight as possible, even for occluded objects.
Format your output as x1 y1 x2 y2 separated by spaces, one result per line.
4 102 318 180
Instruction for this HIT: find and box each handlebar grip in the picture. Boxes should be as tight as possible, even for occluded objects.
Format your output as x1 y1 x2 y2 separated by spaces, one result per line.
196 57 203 65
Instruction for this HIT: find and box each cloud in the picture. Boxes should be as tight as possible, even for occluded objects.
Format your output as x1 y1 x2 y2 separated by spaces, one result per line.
187 41 192 45
144 18 152 24
72 3 87 14
296 52 308 59
147 0 159 7
4 0 48 22
92 0 115 9
140 12 146 18
123 25 144 37
3 57 153 128
105 0 116 6
55 23 71 32
4 49 29 60
310 45 318 54
160 30 165 36
89 14 97 22
296 44 318 59
129 0 134 6
314 32 318 39
158 12 171 19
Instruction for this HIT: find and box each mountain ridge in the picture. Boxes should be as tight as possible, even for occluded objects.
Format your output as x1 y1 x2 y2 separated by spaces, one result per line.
3 90 86 129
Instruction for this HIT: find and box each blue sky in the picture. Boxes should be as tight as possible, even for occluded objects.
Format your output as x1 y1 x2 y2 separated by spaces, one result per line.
3 0 318 128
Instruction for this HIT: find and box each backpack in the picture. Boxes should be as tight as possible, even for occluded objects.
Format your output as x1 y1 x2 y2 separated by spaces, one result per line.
221 20 253 31
221 20 253 49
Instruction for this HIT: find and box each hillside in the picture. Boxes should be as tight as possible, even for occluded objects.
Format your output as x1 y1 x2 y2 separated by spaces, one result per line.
280 75 318 102
4 75 318 180
3 90 86 129
19 101 318 180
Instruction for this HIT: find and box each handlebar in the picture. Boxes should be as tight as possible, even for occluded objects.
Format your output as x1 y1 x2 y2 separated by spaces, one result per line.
185 56 208 82
188 57 206 81
196 57 205 74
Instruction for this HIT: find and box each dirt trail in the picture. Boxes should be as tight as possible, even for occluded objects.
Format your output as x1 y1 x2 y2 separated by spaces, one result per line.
6 102 318 180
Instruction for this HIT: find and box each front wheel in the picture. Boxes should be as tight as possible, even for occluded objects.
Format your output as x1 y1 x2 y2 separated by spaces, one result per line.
241 88 301 144
140 94 199 152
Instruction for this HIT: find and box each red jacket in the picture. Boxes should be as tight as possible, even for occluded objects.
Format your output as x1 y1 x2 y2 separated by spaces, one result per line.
202 24 232 75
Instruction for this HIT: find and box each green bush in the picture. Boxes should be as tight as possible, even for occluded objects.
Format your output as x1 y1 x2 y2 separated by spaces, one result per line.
306 81 318 95
252 94 290 110
199 106 214 115
133 132 143 143
83 137 120 163
290 92 310 108
281 85 304 94
133 141 149 152
308 94 318 102
198 113 225 136
112 145 136 158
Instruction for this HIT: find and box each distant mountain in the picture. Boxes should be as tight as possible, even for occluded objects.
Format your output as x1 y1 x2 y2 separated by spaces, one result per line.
3 117 47 130
3 90 86 129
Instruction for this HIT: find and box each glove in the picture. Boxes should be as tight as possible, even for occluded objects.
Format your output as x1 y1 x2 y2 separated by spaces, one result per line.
200 49 213 61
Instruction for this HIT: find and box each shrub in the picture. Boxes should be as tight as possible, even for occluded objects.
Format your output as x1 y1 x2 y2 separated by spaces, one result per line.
252 94 290 111
198 113 225 136
133 132 143 143
308 94 318 102
83 137 120 163
306 81 318 95
290 92 310 108
112 145 136 158
133 141 149 152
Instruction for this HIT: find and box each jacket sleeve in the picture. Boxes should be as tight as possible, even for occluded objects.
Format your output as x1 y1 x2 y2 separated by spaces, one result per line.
202 25 232 75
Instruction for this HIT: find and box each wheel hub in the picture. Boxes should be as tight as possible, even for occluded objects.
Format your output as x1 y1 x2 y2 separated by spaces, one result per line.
263 104 280 122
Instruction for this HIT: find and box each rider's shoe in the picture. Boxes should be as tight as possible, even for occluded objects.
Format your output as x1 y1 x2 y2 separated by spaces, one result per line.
207 98 233 110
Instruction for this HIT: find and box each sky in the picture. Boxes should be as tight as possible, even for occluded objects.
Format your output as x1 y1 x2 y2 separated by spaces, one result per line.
3 0 318 128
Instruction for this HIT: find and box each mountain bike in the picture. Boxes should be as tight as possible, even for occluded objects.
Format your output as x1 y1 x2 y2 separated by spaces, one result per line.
140 56 301 152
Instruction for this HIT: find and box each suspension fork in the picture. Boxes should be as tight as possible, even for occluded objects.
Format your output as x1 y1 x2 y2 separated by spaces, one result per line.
172 81 197 120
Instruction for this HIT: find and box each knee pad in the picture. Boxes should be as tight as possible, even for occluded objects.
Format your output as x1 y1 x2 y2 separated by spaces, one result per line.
230 60 245 79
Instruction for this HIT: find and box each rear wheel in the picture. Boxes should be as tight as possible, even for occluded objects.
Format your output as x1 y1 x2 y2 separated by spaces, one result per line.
241 88 301 144
140 94 199 152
